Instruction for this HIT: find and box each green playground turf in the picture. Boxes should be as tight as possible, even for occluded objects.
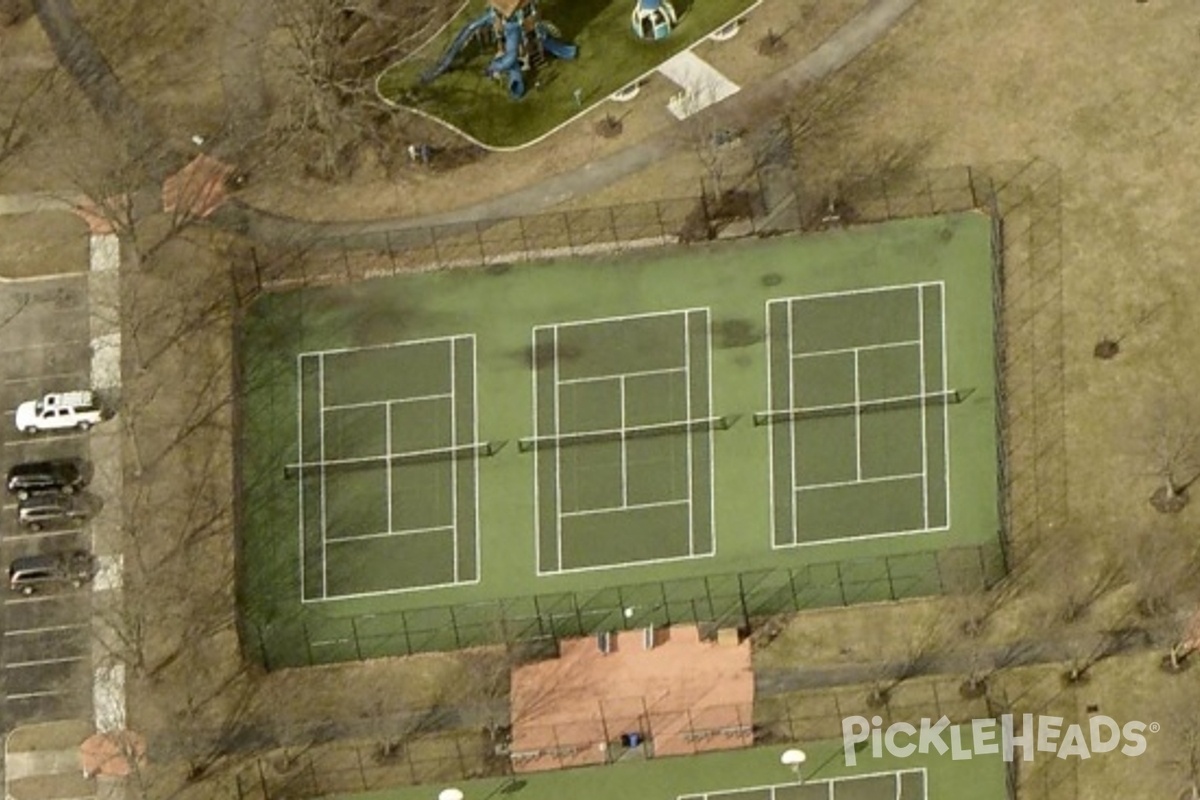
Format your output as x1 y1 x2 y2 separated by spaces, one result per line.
316 737 1010 800
375 0 759 148
236 213 1002 667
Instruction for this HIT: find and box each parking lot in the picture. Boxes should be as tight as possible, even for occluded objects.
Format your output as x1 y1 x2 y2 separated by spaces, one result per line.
0 275 97 733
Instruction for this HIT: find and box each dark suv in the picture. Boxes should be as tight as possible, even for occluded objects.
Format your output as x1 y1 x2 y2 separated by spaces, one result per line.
6 459 86 500
18 493 90 531
7 551 94 595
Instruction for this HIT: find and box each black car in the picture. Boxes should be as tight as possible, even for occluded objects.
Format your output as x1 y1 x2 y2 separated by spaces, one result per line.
6 459 86 500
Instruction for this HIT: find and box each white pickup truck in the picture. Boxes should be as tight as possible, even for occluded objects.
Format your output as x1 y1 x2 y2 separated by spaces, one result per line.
15 391 104 433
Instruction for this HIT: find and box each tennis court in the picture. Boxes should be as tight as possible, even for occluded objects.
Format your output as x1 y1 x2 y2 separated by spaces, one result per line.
238 213 1004 667
292 336 482 601
679 768 927 800
764 283 952 548
529 309 716 574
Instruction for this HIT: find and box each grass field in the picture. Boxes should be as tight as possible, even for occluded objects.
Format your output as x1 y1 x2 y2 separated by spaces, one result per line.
320 737 1010 800
375 0 758 148
237 213 1001 667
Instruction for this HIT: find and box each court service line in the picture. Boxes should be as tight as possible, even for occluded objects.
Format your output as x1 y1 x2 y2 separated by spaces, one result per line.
557 366 686 385
299 573 479 604
918 286 929 529
683 314 694 556
791 338 920 360
322 392 452 413
560 498 689 518
536 548 712 577
939 282 952 528
327 525 452 544
795 472 924 492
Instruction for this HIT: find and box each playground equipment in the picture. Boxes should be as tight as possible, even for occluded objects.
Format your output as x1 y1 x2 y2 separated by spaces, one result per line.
631 0 678 41
420 0 577 100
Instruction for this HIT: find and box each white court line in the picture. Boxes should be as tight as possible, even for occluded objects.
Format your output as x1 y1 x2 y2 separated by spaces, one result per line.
553 326 564 572
619 376 628 507
918 286 929 528
537 549 713 577
558 366 686 385
540 306 710 330
853 349 862 480
385 401 393 534
472 335 481 583
327 526 451 544
781 281 938 304
683 313 694 555
704 309 716 557
319 352 328 599
765 302 777 549
299 333 469 359
786 299 799 546
5 655 84 669
297 353 306 601
4 623 87 637
300 572 478 603
795 472 924 492
778 521 947 549
449 337 459 583
675 766 927 800
792 338 920 360
939 282 952 528
560 499 688 518
322 392 451 413
531 329 542 576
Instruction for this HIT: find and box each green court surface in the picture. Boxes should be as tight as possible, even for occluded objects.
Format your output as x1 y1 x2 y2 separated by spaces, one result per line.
237 214 1001 666
375 0 758 148
319 737 1010 800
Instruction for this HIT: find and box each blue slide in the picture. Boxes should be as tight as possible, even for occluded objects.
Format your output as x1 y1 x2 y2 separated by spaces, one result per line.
539 29 578 61
421 9 494 85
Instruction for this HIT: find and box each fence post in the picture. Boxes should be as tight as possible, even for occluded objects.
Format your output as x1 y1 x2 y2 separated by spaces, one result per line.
518 215 530 257
967 165 979 208
400 609 414 656
835 562 848 606
609 206 620 247
563 212 574 254
449 605 462 648
351 617 362 661
429 225 442 267
384 230 397 272
303 619 314 666
885 556 897 600
654 200 668 240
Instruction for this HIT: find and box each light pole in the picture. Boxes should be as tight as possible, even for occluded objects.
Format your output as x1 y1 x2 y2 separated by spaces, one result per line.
780 748 807 784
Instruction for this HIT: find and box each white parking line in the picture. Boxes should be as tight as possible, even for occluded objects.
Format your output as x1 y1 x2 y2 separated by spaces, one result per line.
4 432 85 447
6 689 66 701
0 339 90 356
5 527 86 540
4 594 74 606
5 656 84 669
4 371 89 385
3 623 88 636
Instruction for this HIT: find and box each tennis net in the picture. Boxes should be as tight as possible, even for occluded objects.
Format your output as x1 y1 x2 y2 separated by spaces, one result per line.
518 416 728 452
283 441 493 479
753 389 967 426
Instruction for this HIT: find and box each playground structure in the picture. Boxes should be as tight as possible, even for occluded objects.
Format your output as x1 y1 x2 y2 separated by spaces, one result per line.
631 0 679 41
420 0 577 99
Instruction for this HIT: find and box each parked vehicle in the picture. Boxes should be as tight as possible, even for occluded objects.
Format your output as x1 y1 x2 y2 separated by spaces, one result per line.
6 459 86 500
17 493 90 531
7 551 94 595
15 391 104 434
